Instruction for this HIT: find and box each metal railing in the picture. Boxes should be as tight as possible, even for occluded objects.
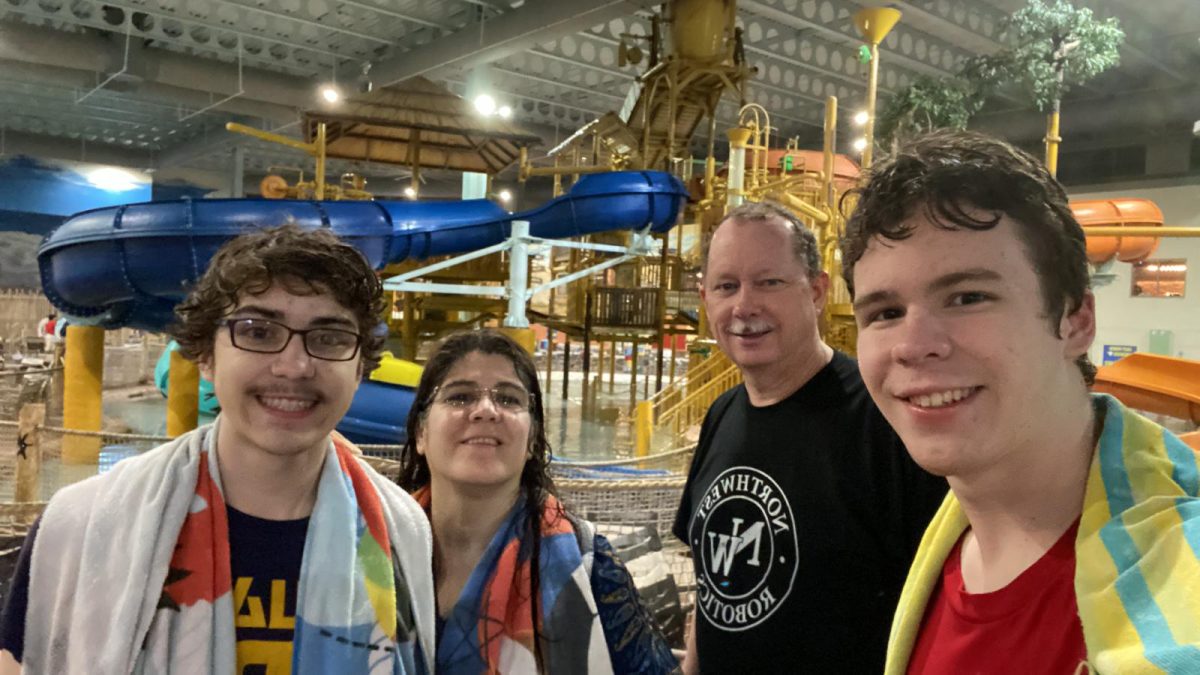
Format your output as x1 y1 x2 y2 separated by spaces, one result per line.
647 347 732 412
656 359 742 440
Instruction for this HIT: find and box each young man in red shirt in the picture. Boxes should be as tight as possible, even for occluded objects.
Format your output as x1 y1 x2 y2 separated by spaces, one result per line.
842 130 1200 674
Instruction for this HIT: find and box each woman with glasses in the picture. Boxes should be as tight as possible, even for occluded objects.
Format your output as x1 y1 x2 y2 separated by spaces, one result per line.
397 329 677 675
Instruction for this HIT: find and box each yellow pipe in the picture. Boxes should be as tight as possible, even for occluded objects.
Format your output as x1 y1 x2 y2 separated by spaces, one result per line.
1085 227 1200 237
778 191 831 224
225 122 315 154
823 96 837 210
635 400 653 459
704 155 716 202
752 172 824 197
62 325 104 464
852 7 900 170
498 327 536 354
315 122 327 200
166 350 200 437
1045 110 1061 177
522 163 617 178
862 42 880 169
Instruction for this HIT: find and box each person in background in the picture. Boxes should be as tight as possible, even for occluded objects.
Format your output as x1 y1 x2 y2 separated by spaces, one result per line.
842 129 1200 674
397 329 677 675
674 201 946 674
0 224 435 674
35 312 56 353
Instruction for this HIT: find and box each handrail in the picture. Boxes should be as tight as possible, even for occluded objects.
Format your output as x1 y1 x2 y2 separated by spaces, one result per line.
647 347 731 409
657 360 742 438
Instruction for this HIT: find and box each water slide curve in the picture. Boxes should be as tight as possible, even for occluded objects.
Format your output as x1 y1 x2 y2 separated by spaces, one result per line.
38 170 688 444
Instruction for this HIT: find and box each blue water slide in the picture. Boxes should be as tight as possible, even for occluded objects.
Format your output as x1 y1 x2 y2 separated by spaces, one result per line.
47 170 686 445
39 171 686 331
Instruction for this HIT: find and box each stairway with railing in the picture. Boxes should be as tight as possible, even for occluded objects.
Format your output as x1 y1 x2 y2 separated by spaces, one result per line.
648 346 742 446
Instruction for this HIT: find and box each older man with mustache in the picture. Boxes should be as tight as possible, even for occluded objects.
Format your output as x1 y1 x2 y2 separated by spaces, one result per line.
673 202 946 674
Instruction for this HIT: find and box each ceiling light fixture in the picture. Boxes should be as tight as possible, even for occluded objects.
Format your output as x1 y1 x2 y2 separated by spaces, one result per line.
474 94 497 116
853 110 869 126
86 167 142 191
852 137 867 152
498 105 513 119
498 189 512 203
404 186 417 199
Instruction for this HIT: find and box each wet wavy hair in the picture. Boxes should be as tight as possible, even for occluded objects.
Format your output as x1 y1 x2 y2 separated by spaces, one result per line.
171 223 386 374
396 328 558 669
840 129 1095 385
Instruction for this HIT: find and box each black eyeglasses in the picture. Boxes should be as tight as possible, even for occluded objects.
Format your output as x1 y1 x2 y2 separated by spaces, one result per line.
222 318 362 362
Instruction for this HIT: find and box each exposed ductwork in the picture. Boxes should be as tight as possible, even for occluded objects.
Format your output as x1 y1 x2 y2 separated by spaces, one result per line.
370 0 642 88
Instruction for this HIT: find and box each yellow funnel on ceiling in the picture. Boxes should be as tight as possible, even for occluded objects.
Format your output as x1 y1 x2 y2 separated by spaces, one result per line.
853 7 901 45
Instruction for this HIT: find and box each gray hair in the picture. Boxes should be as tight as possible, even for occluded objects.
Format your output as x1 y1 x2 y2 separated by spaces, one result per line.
702 201 822 278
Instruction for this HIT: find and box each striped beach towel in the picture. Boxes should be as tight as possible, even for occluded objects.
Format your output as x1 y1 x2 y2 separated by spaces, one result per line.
886 394 1200 674
23 420 435 674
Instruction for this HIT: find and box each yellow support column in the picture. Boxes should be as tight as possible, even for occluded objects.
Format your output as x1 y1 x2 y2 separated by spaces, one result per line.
635 400 653 460
166 350 200 437
1044 109 1061 177
498 327 536 354
852 8 901 170
62 325 104 464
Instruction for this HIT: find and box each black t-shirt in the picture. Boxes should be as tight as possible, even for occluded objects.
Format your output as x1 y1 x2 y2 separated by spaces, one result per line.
673 351 947 674
227 506 308 674
0 506 309 673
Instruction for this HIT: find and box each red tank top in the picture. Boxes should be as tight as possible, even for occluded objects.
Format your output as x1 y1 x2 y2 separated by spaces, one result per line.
906 521 1087 674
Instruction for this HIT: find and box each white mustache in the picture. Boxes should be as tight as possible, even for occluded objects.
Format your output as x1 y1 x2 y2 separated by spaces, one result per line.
728 320 771 335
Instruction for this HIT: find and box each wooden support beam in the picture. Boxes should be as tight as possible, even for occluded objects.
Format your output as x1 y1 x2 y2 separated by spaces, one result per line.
15 403 45 503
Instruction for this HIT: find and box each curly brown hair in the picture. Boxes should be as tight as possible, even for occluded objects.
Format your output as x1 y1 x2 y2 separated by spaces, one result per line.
171 223 386 374
839 129 1095 385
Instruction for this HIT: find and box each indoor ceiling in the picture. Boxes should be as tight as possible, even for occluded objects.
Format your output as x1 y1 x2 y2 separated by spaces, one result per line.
0 0 1197 192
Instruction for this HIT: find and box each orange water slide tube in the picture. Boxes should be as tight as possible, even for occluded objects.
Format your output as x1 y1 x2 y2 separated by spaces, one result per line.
1071 198 1162 265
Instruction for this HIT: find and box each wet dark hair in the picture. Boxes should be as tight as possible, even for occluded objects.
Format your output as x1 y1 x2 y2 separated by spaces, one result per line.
171 223 386 374
703 200 822 279
396 328 557 669
840 129 1095 385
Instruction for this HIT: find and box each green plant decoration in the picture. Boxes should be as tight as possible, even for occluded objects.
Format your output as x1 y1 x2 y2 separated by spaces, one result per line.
874 0 1124 163
1000 0 1124 113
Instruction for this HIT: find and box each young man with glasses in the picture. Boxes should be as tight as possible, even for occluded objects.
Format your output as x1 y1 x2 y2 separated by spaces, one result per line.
1 224 435 674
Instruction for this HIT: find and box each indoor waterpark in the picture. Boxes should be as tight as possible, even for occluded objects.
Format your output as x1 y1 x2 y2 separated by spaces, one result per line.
0 0 1198 673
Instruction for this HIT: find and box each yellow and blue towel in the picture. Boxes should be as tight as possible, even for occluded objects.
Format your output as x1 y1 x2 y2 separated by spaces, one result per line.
887 395 1200 675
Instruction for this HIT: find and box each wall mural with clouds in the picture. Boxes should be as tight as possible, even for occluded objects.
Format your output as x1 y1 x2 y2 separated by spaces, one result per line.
0 155 152 289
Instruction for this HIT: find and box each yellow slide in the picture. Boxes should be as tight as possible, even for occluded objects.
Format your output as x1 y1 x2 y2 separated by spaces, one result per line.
369 353 423 388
